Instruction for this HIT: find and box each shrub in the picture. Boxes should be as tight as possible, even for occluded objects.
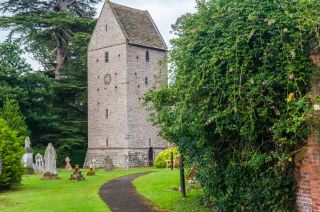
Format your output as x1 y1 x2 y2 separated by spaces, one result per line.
0 118 24 190
0 98 29 137
145 0 320 210
154 147 179 168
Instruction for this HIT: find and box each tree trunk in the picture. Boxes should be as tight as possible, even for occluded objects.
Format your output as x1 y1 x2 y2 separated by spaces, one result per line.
55 46 66 80
54 0 69 81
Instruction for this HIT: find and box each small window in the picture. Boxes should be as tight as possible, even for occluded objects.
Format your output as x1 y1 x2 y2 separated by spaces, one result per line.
149 138 151 146
145 77 148 85
106 109 109 119
105 52 109 63
106 139 108 147
106 25 108 32
146 50 150 62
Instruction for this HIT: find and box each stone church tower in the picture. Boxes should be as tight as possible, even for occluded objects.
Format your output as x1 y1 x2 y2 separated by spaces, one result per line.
84 1 168 168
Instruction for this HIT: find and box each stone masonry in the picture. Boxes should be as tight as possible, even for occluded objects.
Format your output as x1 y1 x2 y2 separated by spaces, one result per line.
84 1 168 168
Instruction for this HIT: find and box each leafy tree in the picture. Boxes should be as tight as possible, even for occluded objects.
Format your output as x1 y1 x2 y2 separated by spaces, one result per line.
0 118 24 190
0 41 56 150
0 0 100 80
50 33 90 165
0 98 28 137
145 0 320 210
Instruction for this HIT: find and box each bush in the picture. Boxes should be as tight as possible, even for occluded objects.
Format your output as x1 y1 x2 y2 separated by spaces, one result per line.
154 147 179 168
145 0 320 210
0 118 24 190
0 98 29 137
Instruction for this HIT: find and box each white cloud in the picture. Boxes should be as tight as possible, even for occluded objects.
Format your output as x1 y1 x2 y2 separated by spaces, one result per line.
0 0 197 69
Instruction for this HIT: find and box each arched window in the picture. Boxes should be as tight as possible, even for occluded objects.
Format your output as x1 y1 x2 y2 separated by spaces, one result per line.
146 50 150 62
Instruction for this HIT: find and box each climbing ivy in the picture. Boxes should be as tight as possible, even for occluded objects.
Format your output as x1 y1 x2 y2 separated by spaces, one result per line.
145 0 320 210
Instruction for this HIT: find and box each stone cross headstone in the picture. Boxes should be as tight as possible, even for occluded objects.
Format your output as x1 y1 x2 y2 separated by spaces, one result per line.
89 158 97 171
44 143 57 175
105 156 114 171
0 156 2 175
22 137 34 174
65 157 72 171
34 153 44 174
25 137 31 148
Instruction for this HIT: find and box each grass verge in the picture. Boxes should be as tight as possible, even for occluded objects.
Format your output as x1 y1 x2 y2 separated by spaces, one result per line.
133 169 206 212
0 168 157 212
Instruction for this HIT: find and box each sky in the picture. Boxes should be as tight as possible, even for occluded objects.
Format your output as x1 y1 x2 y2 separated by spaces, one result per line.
0 0 197 69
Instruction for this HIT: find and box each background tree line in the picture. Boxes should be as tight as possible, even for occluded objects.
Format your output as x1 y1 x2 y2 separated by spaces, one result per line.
0 0 101 166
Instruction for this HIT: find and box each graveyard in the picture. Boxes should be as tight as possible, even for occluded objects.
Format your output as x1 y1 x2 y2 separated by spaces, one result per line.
0 135 203 211
1 0 320 211
0 168 203 212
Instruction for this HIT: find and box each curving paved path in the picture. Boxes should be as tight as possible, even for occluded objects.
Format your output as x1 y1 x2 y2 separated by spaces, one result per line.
99 172 164 212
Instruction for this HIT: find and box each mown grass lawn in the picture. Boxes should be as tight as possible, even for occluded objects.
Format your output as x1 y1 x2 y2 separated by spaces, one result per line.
133 169 206 212
0 168 157 212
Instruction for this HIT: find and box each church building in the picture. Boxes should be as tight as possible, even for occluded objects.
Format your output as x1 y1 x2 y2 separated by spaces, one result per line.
84 1 168 168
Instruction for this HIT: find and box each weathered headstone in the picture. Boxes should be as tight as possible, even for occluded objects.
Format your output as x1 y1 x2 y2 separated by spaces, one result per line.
89 158 97 171
87 167 95 176
43 143 58 179
70 165 85 181
125 154 129 170
34 153 44 174
0 156 2 175
105 156 114 171
65 157 72 171
22 137 34 174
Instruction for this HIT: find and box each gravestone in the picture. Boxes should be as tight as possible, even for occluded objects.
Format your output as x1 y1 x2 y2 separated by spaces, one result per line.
70 165 85 181
105 156 114 171
89 158 97 171
43 143 58 179
125 154 129 170
0 156 2 175
34 153 44 174
87 167 95 176
22 137 34 174
65 157 72 172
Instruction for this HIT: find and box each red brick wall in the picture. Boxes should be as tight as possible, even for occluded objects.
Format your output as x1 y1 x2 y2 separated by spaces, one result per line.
296 141 320 212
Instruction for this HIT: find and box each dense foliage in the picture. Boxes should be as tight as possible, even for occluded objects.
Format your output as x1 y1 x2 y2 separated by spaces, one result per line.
0 0 100 80
154 147 179 168
52 33 90 165
0 101 25 190
0 0 98 165
0 98 29 137
145 0 320 210
0 42 54 145
0 39 88 166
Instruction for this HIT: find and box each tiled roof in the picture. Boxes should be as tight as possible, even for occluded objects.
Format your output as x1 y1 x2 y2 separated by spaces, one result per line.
109 2 167 50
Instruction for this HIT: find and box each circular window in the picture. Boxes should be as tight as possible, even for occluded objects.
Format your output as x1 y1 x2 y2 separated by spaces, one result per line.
104 74 112 85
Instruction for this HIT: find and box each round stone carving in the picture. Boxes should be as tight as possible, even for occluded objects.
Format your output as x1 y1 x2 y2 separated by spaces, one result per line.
104 74 112 85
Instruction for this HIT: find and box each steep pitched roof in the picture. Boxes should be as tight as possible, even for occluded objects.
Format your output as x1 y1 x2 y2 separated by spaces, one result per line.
109 2 167 51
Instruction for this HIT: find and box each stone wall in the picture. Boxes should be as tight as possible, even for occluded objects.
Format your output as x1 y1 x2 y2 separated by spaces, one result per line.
127 45 168 151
